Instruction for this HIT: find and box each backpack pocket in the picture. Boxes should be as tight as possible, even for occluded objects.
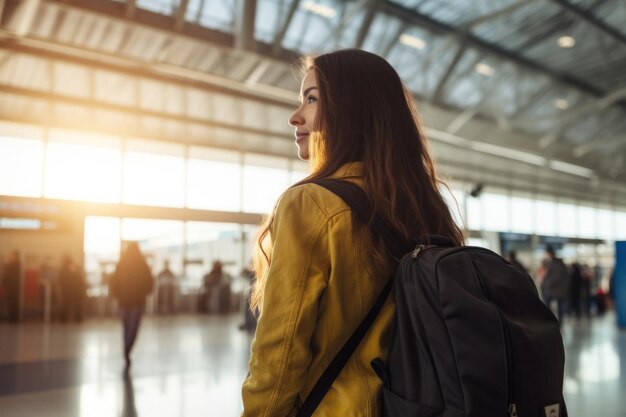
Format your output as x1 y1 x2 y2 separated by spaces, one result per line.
373 358 443 417
381 385 442 417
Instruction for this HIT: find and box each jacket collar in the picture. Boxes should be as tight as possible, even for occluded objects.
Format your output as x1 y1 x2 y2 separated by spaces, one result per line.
329 162 362 179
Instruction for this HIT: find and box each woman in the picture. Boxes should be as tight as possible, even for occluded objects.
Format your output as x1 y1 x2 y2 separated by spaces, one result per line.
241 49 464 416
109 242 153 368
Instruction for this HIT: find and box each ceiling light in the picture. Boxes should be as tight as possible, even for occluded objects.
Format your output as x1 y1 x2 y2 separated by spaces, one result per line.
557 36 576 48
474 63 494 77
399 34 427 49
553 98 569 110
302 1 337 18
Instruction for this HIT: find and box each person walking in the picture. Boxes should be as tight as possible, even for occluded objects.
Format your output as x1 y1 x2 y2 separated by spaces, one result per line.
541 246 570 325
241 49 464 416
109 242 153 368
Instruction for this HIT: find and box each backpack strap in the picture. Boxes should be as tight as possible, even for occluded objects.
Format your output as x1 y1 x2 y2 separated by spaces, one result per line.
308 178 408 260
296 178 393 417
296 178 456 417
296 272 393 417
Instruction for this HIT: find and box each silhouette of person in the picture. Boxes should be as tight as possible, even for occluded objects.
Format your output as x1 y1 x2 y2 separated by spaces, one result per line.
202 260 225 313
58 255 86 322
541 246 569 324
156 260 176 314
507 250 527 273
2 250 21 323
109 242 154 367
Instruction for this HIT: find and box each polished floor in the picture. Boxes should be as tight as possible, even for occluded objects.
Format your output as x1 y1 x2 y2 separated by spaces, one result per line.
0 312 624 417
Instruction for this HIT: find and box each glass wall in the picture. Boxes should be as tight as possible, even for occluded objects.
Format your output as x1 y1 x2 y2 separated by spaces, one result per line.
187 147 242 211
44 130 122 203
0 136 44 198
2 126 626 243
123 139 186 208
242 153 290 213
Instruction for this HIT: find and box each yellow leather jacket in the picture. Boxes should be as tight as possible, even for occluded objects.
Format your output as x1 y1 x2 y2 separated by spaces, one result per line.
242 162 395 416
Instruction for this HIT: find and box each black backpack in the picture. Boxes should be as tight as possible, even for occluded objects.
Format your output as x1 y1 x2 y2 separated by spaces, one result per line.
297 179 567 417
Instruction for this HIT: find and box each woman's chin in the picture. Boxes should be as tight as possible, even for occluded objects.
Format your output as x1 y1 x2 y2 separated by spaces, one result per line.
296 144 309 160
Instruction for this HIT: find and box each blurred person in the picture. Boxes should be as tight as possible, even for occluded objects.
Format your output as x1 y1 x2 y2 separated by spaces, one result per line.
581 264 594 316
109 242 153 368
156 260 176 314
58 255 86 322
541 246 570 325
609 267 616 307
569 262 583 319
201 260 230 314
507 250 527 273
2 250 21 323
241 50 464 416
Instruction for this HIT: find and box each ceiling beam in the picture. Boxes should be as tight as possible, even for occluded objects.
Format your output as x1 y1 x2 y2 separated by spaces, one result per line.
546 0 626 47
354 0 383 49
538 86 626 148
0 36 295 108
272 0 300 55
445 107 478 134
235 0 256 51
0 0 6 24
382 1 612 100
574 134 626 158
5 0 40 36
174 0 189 31
0 83 289 139
464 0 535 30
430 40 468 104
125 0 136 19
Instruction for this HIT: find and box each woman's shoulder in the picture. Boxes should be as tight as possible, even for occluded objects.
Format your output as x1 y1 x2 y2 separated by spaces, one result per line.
276 183 353 219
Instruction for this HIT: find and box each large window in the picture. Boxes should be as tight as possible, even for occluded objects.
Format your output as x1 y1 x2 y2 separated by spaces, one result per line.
84 216 121 288
121 218 184 277
44 130 122 203
597 209 614 241
123 139 185 208
616 212 626 240
440 186 465 228
187 147 241 211
5 123 626 241
577 206 597 239
482 193 510 232
289 160 311 185
242 154 289 213
557 202 577 238
535 199 557 236
0 136 44 197
510 196 533 234
185 221 243 292
466 195 483 231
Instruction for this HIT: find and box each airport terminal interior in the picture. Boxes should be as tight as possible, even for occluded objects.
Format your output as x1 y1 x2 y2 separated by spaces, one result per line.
0 0 625 416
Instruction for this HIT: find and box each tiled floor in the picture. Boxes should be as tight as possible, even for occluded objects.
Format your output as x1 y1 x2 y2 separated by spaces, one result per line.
0 312 624 417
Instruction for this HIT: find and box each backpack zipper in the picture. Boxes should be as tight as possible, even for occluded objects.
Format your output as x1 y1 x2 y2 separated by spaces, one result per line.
497 309 517 417
415 245 521 416
410 244 426 257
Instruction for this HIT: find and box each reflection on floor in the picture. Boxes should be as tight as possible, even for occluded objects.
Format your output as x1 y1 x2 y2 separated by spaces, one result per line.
0 312 624 417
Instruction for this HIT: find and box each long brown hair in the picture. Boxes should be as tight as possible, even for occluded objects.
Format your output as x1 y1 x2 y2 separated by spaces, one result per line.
251 49 464 310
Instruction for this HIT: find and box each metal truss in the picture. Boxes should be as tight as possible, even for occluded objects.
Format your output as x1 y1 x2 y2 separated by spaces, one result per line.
1 0 625 205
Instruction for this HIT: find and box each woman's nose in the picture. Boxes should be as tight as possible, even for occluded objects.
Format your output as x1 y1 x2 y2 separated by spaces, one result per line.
288 110 303 126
